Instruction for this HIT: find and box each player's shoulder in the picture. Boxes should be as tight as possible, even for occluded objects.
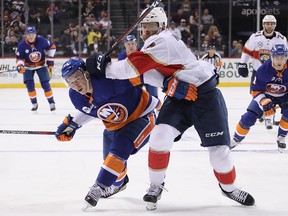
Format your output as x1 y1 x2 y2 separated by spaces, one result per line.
253 31 263 37
274 31 287 40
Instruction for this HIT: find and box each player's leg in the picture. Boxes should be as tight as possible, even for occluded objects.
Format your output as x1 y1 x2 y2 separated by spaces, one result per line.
37 67 56 111
23 70 38 111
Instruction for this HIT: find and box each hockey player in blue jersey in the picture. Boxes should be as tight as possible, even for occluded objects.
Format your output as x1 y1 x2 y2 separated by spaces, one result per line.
16 26 56 111
231 44 288 153
55 56 197 209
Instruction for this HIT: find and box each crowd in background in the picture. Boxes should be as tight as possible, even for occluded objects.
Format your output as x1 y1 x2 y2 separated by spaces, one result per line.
1 0 244 58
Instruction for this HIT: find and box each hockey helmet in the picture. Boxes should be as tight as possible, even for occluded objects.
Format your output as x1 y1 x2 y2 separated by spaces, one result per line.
26 26 36 34
140 7 167 29
262 15 277 25
271 44 288 57
61 56 85 79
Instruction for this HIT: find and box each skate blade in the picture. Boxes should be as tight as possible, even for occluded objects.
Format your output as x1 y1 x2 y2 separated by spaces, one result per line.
82 203 94 212
278 147 285 153
146 202 157 211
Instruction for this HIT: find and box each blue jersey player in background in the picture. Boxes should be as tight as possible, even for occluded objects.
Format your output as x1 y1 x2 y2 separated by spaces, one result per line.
16 26 56 111
55 56 196 209
231 44 288 153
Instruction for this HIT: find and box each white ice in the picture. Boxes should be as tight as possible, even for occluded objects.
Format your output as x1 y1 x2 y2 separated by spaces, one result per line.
0 87 287 216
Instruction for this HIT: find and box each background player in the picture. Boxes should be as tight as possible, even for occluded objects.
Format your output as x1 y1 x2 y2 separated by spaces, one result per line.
231 44 288 153
16 26 56 111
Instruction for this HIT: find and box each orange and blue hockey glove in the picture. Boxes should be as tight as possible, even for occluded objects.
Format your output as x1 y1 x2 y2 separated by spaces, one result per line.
260 98 275 117
163 77 198 101
55 114 81 141
16 65 25 74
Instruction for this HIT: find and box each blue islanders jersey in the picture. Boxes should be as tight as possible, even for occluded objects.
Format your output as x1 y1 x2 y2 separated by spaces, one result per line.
69 76 159 131
251 59 288 98
16 36 56 68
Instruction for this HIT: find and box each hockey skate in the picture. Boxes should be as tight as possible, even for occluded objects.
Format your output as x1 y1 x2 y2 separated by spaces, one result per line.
229 137 240 149
264 118 273 130
49 103 56 111
277 135 286 153
83 184 103 211
143 182 165 210
31 103 38 111
101 175 129 198
219 184 255 206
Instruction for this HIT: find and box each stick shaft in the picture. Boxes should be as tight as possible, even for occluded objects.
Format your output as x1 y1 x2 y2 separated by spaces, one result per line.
106 0 161 56
0 130 55 135
0 69 18 73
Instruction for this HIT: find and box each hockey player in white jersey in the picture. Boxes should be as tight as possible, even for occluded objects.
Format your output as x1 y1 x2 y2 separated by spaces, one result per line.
238 15 287 84
87 7 255 210
238 15 287 127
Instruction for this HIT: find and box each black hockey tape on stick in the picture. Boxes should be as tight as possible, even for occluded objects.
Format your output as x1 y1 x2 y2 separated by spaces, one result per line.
106 0 161 56
0 130 55 135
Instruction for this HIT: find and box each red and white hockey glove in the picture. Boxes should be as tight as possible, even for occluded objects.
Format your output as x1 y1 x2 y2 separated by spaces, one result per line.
163 77 198 101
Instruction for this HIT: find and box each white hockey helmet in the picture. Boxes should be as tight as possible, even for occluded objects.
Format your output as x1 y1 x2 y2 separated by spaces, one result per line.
140 7 167 29
262 15 277 25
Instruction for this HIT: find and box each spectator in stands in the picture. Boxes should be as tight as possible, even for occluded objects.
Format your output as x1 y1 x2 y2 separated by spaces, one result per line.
71 31 88 56
10 15 25 32
99 10 112 35
4 35 18 56
169 20 181 40
82 0 95 19
181 0 191 17
231 41 243 58
177 19 191 43
45 1 60 23
172 8 186 26
201 8 214 34
87 27 101 55
91 36 100 55
29 9 42 27
58 26 72 56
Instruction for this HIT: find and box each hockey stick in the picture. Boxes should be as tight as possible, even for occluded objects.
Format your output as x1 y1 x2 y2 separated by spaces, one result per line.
0 69 18 73
0 130 55 135
106 0 161 55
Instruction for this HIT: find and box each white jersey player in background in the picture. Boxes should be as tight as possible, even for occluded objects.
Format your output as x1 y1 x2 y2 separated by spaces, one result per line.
87 7 255 210
238 15 288 127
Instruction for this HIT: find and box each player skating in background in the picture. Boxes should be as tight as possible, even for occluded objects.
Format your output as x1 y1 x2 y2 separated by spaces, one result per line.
16 26 56 111
231 44 288 153
88 7 255 210
237 15 288 127
55 56 196 209
201 45 222 84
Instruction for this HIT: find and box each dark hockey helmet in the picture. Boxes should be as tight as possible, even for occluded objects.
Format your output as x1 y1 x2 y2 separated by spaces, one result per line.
271 44 288 57
61 56 86 79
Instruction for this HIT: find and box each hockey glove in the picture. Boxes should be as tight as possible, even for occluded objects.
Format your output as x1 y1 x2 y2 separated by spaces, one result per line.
260 98 275 117
238 63 249 77
86 54 111 77
48 66 53 79
16 65 25 74
55 114 81 141
163 77 198 101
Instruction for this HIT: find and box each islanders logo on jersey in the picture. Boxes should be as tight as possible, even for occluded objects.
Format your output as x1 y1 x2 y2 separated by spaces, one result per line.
266 83 286 94
29 51 42 62
97 103 128 123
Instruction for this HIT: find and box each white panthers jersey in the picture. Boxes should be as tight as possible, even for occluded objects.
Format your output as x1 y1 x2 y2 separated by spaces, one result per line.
240 30 287 71
106 29 215 87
